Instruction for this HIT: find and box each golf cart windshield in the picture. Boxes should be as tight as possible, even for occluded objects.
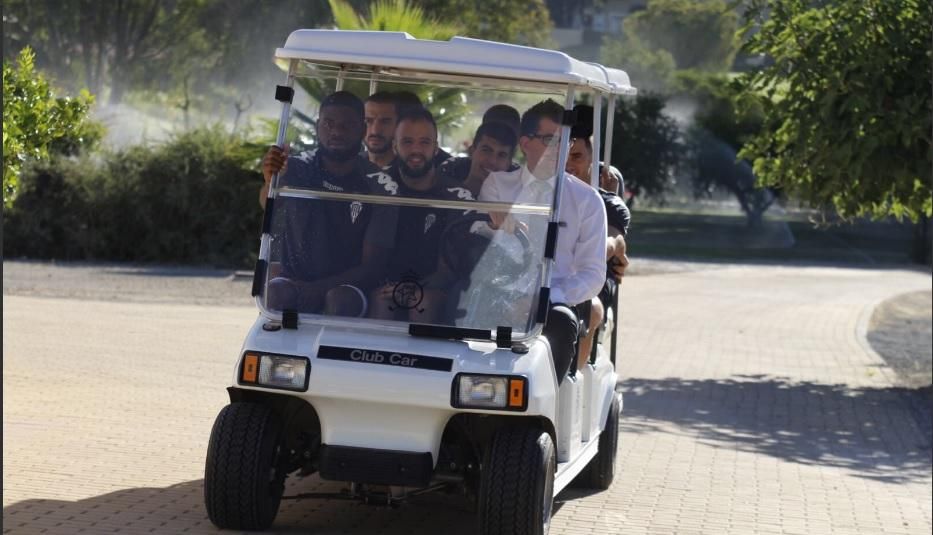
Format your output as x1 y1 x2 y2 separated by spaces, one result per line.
258 64 571 339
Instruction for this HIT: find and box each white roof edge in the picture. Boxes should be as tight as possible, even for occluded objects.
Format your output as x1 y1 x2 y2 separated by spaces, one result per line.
275 30 633 93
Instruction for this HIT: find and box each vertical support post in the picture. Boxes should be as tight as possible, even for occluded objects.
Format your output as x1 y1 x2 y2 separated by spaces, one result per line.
260 58 298 262
603 95 616 172
335 65 346 91
369 68 379 95
551 88 577 225
255 59 298 311
532 87 576 334
591 92 603 189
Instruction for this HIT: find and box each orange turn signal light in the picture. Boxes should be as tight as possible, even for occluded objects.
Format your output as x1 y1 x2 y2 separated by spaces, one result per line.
508 378 525 408
242 353 259 383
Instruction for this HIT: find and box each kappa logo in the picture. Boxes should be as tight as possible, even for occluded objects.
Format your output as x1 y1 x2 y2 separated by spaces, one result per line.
295 149 316 163
369 172 399 195
322 180 343 192
447 187 474 200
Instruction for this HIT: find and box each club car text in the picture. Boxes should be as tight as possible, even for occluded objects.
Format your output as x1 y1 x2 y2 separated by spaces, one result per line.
318 345 453 372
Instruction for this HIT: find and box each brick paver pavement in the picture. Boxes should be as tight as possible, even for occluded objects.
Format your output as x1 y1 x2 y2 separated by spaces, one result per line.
3 263 931 534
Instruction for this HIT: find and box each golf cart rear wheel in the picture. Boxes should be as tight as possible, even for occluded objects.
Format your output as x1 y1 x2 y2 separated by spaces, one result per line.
204 402 286 530
580 393 620 490
478 426 555 535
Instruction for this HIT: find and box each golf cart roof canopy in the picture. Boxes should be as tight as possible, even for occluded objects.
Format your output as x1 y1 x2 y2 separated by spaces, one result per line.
277 30 636 95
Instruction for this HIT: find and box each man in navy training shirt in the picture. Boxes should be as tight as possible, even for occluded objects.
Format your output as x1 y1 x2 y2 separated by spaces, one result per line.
369 107 475 323
259 91 400 317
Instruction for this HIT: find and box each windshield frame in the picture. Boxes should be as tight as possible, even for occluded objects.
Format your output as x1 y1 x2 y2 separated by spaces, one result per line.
253 58 597 343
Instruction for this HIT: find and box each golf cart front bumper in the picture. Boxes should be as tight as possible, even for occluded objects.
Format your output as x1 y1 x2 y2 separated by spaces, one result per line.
231 317 559 467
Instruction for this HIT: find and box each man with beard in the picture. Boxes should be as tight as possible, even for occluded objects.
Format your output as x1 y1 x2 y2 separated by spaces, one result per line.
363 91 399 170
479 99 607 386
259 91 400 317
369 107 474 322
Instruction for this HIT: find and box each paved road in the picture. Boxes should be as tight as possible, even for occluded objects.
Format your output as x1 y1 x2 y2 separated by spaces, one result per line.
3 260 931 534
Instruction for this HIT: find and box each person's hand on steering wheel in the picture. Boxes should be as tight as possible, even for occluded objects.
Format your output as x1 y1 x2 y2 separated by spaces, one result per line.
488 212 528 234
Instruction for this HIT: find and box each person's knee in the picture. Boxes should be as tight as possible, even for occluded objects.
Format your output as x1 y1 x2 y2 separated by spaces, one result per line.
544 304 578 383
324 285 367 317
546 304 579 343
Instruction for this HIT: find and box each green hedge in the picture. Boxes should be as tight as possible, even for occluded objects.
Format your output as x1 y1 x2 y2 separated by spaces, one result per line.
3 127 265 267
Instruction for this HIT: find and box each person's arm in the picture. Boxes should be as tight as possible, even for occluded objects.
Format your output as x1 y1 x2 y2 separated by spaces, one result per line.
259 146 289 209
550 190 608 305
607 234 629 281
602 189 630 238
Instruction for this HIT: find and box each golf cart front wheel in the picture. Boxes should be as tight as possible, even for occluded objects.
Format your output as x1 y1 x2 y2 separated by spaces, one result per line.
204 402 286 530
478 426 555 535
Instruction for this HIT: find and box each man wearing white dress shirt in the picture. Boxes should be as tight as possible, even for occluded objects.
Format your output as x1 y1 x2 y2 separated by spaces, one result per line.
479 99 608 385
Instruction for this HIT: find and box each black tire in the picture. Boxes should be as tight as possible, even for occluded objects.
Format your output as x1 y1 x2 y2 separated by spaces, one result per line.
204 402 286 531
478 426 555 535
579 393 620 490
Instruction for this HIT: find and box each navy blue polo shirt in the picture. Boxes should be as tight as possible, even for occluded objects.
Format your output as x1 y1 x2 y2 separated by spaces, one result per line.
382 167 474 283
273 149 399 285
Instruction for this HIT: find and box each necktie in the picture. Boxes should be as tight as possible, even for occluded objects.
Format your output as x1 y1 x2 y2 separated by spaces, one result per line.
528 180 552 206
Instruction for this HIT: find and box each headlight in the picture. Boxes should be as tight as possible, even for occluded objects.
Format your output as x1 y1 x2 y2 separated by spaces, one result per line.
239 352 309 391
452 374 527 411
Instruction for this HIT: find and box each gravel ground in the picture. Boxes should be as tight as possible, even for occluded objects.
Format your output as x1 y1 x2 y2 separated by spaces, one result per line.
1 257 725 306
2 260 255 307
867 289 933 388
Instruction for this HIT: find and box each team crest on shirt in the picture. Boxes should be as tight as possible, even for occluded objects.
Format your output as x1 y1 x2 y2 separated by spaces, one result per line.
424 213 436 234
349 201 362 224
390 270 425 313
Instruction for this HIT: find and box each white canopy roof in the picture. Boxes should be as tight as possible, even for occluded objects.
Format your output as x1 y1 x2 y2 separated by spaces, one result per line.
277 30 636 95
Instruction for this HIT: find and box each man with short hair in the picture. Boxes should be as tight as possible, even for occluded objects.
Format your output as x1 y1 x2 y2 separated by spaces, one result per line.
440 121 518 196
364 90 453 171
482 103 521 137
480 99 608 385
370 107 474 322
259 91 399 316
363 91 399 169
565 133 631 370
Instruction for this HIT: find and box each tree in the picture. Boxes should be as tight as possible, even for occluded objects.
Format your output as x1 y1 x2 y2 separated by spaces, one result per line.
609 94 683 206
676 71 775 226
2 48 101 207
601 0 739 92
2 0 331 111
737 0 932 223
1 0 208 105
417 0 554 47
602 37 677 94
293 0 468 134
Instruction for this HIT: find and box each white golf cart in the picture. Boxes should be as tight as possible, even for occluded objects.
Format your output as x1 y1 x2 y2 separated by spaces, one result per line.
204 30 635 534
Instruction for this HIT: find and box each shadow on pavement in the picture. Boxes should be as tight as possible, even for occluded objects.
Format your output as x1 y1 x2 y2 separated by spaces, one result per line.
620 375 932 484
2 476 477 534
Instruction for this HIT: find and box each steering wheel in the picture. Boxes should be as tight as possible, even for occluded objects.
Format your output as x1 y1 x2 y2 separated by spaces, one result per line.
440 213 535 289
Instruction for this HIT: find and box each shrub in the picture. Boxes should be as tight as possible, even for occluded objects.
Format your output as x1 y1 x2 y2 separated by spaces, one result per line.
610 94 684 205
2 47 102 207
3 126 265 267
